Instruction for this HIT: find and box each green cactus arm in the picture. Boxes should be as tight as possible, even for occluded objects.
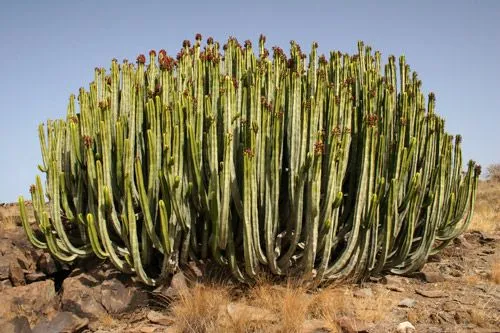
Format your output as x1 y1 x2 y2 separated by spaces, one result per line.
135 156 164 253
95 160 130 272
40 212 78 263
81 213 108 259
18 196 47 249
125 183 156 286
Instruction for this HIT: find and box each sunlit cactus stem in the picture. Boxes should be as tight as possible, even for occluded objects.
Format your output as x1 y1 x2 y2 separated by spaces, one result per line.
18 35 480 286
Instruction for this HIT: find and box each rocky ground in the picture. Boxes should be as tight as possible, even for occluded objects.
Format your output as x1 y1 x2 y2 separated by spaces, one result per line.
0 202 498 333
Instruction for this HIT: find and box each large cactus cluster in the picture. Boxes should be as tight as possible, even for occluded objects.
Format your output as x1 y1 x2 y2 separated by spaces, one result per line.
19 35 480 286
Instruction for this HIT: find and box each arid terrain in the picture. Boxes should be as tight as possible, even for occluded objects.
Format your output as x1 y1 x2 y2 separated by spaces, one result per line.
0 177 498 333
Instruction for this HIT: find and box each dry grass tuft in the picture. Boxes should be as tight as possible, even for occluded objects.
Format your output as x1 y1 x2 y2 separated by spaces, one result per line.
489 257 500 284
169 283 231 333
309 284 395 329
469 178 500 234
247 280 312 332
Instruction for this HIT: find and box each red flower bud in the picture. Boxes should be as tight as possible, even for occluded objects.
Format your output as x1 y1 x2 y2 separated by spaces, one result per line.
136 54 146 64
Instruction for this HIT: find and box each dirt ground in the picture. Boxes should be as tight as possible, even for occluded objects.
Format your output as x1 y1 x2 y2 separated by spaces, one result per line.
0 180 498 333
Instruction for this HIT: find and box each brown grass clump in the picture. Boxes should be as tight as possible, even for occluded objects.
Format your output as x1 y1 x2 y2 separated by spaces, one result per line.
489 257 500 284
310 285 396 325
469 178 500 234
169 283 231 333
247 280 312 333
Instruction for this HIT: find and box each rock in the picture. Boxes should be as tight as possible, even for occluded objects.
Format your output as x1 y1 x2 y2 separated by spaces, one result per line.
427 254 441 262
398 298 417 308
154 272 189 300
353 287 373 298
442 301 457 312
147 310 174 326
454 310 473 324
0 316 32 333
226 303 277 322
396 321 415 333
61 274 106 319
382 275 408 286
139 326 160 333
1 278 13 290
454 235 472 249
101 278 137 313
301 319 332 333
25 272 46 283
0 243 35 282
9 262 25 286
336 316 369 333
37 253 58 276
186 261 204 279
449 270 463 277
386 285 405 292
415 288 447 298
421 271 445 283
0 280 56 319
32 312 89 333
0 259 10 279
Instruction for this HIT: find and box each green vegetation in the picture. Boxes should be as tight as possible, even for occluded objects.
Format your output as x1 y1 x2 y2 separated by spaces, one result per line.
19 35 480 286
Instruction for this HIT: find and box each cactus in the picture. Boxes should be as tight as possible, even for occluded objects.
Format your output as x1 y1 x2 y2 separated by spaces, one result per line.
19 36 480 286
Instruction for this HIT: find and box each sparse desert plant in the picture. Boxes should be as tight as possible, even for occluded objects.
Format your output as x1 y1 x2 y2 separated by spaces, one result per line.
19 35 480 286
487 163 500 182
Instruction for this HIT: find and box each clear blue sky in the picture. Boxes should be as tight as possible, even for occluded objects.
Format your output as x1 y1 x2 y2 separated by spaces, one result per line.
1 0 499 203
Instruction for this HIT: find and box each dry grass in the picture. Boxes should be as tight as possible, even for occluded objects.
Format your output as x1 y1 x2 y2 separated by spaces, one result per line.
310 285 396 325
165 279 398 333
169 283 231 333
469 179 500 234
489 257 500 284
246 281 313 332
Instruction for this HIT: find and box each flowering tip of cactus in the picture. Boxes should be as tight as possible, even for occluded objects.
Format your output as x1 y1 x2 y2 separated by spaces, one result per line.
29 184 36 194
259 34 266 44
83 135 93 147
136 54 146 64
244 40 252 48
149 50 156 57
183 40 191 48
319 55 327 65
455 135 462 144
243 148 254 158
207 36 214 45
475 164 482 176
195 33 202 41
332 126 342 136
314 141 325 156
429 92 436 101
313 41 319 48
367 114 379 127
